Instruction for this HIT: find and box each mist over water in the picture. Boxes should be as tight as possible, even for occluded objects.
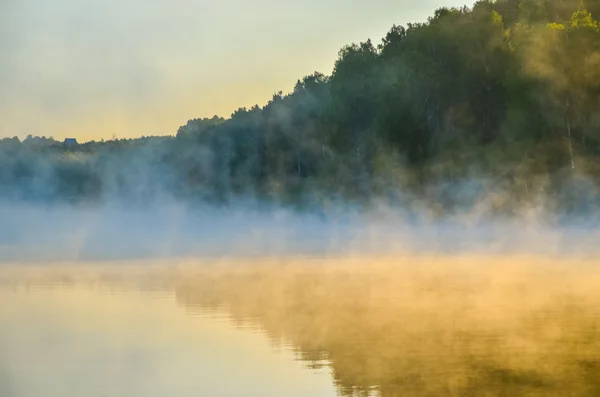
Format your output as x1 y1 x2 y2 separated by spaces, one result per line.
2 159 599 396
1 201 600 264
1 200 599 397
2 253 600 397
3 0 600 394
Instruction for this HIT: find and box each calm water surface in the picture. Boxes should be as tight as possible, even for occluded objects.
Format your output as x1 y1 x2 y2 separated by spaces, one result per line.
2 258 600 397
0 279 338 397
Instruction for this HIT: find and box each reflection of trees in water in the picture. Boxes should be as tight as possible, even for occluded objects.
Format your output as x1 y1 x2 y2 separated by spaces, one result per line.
172 259 600 397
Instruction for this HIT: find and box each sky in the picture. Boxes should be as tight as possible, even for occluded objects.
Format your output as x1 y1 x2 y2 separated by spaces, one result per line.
1 0 462 142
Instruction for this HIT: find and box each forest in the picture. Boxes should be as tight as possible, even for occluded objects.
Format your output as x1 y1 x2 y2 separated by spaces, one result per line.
2 0 600 219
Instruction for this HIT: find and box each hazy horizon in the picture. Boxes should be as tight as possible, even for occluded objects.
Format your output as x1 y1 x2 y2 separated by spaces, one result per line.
1 0 461 142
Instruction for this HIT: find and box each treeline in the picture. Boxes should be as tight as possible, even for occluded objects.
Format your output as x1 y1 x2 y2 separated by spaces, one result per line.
2 0 600 216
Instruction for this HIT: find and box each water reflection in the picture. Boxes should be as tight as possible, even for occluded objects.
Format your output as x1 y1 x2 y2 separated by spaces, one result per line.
0 276 337 397
2 256 600 397
171 256 600 397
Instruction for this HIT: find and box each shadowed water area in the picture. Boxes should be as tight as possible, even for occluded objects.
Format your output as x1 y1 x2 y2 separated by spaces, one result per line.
2 255 600 397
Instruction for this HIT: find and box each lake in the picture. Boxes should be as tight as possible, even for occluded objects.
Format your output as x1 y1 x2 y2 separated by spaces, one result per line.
1 255 600 397
0 264 338 397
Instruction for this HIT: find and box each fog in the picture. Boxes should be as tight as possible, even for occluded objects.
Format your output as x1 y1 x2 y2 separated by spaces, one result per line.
1 198 600 265
3 1 600 396
3 253 600 397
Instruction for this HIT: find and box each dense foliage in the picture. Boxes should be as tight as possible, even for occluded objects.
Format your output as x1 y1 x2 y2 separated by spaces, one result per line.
2 0 600 216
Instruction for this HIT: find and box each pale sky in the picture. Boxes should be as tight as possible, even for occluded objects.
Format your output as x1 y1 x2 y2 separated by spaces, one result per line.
1 0 463 141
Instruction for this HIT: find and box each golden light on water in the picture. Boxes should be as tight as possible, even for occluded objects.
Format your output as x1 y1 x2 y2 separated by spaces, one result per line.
2 253 600 396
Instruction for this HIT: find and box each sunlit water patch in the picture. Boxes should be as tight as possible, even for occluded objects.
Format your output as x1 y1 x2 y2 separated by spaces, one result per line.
0 273 337 397
2 255 600 397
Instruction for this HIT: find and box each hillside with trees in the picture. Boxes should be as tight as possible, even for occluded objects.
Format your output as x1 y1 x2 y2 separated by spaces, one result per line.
2 0 600 220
